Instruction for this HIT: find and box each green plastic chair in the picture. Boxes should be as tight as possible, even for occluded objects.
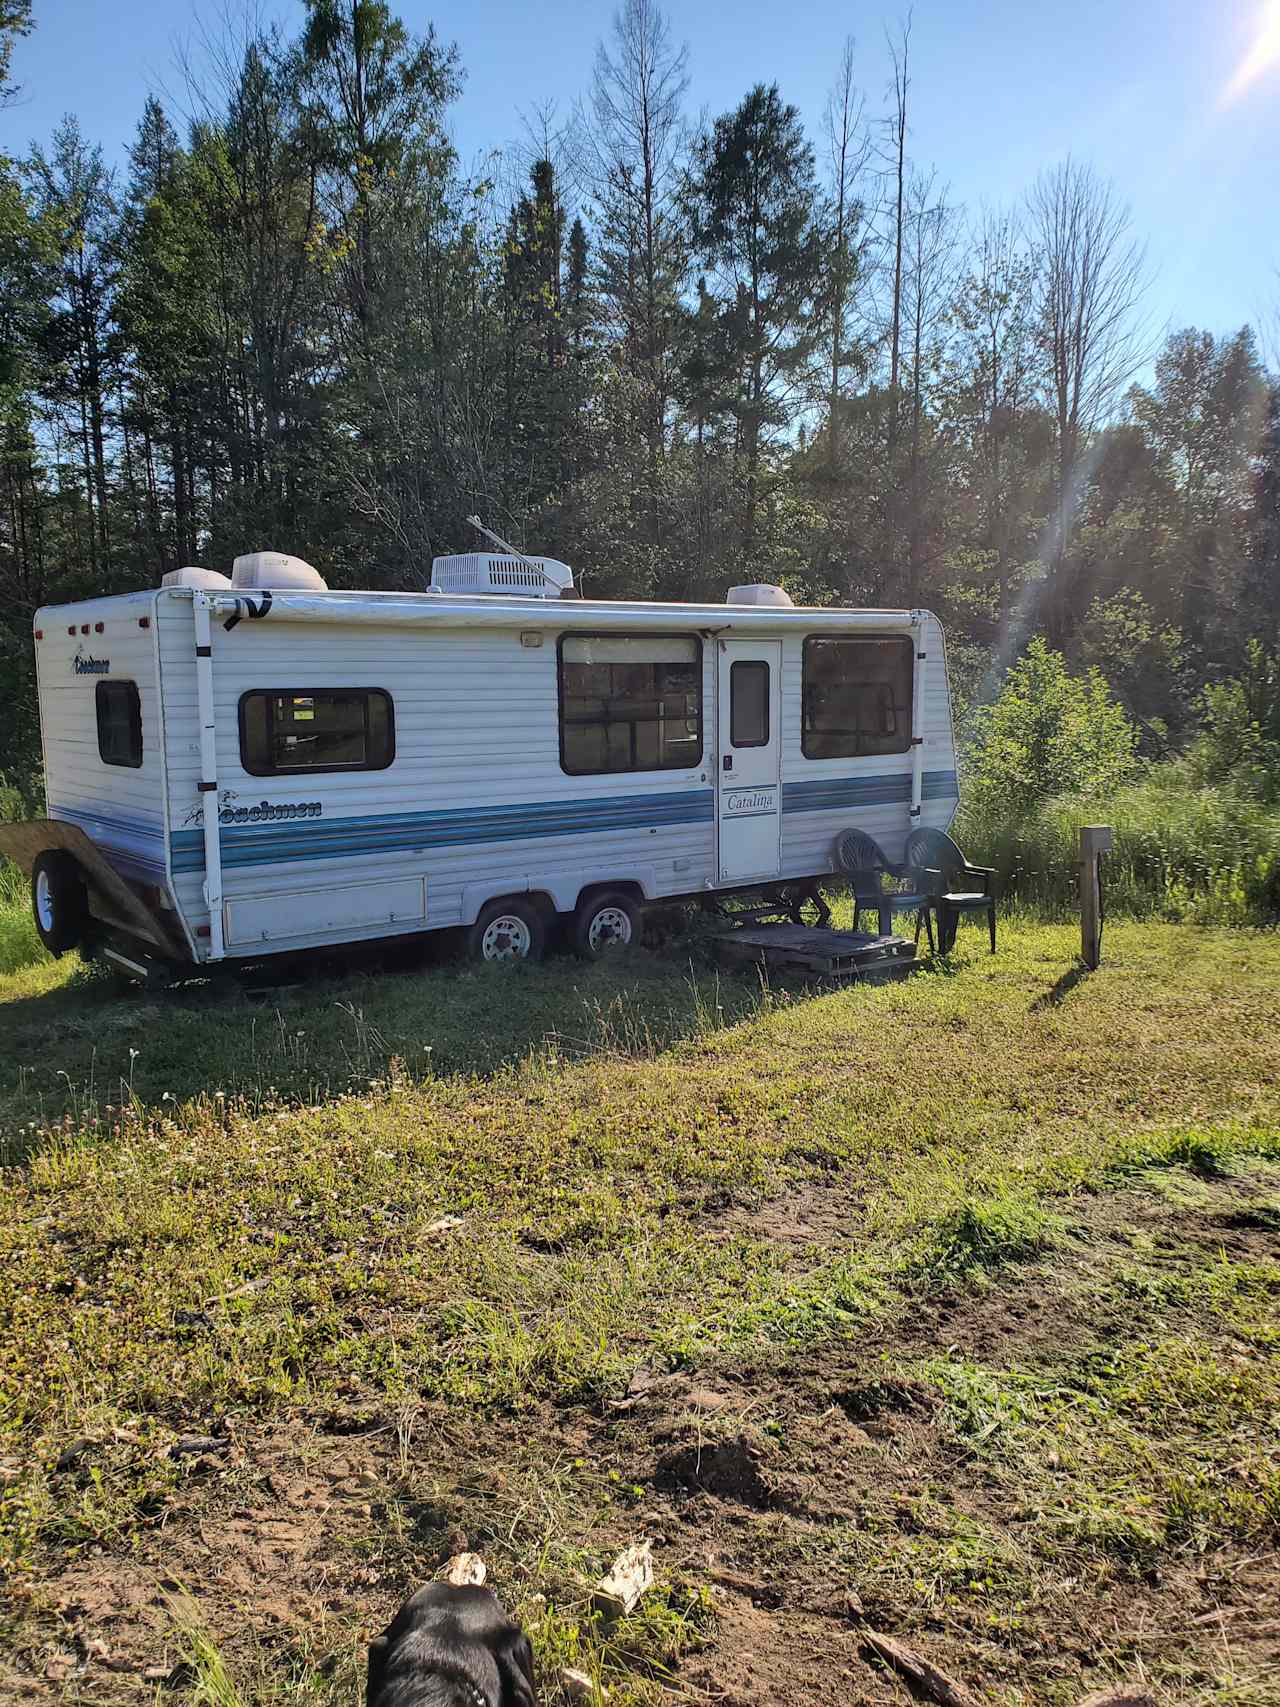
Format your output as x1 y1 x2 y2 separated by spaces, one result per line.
904 828 998 954
835 829 937 953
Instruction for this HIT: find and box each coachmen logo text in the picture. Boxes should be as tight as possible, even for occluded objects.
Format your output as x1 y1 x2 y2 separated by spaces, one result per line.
72 650 110 675
219 800 323 825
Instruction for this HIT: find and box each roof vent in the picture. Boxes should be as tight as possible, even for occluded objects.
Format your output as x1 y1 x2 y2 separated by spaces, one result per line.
231 551 328 591
430 553 573 598
727 583 794 608
163 567 234 590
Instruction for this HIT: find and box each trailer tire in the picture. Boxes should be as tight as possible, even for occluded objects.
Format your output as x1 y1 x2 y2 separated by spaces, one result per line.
31 851 89 957
572 889 642 958
468 897 546 965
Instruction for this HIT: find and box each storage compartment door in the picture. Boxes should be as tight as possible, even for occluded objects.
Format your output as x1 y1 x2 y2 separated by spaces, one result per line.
224 876 427 948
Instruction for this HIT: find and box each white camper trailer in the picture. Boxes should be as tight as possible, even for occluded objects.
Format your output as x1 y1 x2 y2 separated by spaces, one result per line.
0 548 960 982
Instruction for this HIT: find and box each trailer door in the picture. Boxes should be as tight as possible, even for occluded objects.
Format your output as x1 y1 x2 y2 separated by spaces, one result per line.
716 639 783 884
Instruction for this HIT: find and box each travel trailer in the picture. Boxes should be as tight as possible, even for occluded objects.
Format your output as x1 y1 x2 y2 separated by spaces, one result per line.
0 549 960 983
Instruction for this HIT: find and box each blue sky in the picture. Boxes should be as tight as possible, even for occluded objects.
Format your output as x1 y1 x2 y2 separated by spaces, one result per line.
5 0 1279 352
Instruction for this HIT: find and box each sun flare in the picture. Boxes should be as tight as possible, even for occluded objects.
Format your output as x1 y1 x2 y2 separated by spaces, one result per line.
1224 0 1280 102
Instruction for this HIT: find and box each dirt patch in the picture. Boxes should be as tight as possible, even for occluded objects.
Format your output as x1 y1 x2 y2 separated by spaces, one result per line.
712 1179 868 1267
678 1590 881 1707
656 1435 780 1509
831 1376 941 1423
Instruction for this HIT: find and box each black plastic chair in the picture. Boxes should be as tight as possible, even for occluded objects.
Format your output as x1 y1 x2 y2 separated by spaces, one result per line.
835 829 936 953
904 828 998 953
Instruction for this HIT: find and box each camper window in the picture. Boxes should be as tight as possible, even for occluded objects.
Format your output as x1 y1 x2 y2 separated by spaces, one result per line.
801 636 913 759
96 680 143 768
559 634 702 775
239 689 394 776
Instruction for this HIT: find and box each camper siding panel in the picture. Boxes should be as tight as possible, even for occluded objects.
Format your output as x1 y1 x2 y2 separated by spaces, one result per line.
36 596 166 880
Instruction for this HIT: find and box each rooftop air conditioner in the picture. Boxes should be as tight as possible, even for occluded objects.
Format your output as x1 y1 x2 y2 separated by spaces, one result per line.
429 553 574 598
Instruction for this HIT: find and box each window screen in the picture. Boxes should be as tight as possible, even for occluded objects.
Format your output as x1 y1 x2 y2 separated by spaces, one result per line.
730 660 770 747
96 680 143 768
802 636 914 759
559 634 702 775
239 690 394 776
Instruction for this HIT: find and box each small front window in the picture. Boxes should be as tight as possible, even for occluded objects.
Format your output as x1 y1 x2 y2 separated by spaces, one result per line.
802 636 914 759
96 680 143 768
239 690 394 775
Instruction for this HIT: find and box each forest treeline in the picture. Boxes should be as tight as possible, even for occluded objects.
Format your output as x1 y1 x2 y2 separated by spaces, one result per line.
1 0 1278 799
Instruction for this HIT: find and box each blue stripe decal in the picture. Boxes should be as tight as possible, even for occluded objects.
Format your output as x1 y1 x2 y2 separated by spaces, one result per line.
51 803 167 880
781 769 959 813
51 803 166 840
170 788 716 874
166 770 957 876
102 848 167 882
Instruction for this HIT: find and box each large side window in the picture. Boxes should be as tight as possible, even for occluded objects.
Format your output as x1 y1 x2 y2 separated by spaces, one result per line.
96 680 143 768
239 690 394 776
559 634 702 775
802 636 914 760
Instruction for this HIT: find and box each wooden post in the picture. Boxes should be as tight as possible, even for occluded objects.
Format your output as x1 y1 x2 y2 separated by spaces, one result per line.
1079 825 1112 970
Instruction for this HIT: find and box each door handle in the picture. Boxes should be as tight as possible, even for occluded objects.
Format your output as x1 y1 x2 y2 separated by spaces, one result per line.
722 754 733 771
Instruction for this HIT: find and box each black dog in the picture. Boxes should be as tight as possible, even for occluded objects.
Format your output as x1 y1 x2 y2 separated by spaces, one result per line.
366 1583 538 1707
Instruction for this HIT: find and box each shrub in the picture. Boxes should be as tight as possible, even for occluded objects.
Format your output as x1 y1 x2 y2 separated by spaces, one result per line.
1074 589 1187 750
1185 641 1280 804
963 638 1138 822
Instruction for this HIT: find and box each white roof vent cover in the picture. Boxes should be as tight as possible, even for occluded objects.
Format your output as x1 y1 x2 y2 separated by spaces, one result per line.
231 551 328 591
430 553 573 598
727 583 794 607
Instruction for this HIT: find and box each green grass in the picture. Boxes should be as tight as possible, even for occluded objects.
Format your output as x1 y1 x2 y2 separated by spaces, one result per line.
1 917 1279 1702
0 864 42 979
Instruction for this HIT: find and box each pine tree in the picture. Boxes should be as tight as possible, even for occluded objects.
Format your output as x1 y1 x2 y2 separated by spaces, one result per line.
684 83 825 553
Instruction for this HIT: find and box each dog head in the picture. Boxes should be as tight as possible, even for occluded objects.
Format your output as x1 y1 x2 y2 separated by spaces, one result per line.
367 1583 537 1707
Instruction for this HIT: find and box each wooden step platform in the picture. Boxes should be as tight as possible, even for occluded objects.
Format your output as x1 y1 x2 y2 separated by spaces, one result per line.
714 923 917 982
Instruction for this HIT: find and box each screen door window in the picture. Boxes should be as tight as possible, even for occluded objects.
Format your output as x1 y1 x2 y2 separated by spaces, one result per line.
729 659 770 747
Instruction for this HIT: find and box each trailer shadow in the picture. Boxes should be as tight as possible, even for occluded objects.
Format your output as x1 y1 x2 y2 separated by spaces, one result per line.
0 932 780 1160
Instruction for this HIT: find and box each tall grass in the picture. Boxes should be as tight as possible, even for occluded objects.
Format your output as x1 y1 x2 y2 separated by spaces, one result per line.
959 777 1280 926
0 859 42 976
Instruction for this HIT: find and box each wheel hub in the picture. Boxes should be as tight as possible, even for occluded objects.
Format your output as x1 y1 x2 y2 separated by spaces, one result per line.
36 869 55 932
588 906 632 951
481 914 531 961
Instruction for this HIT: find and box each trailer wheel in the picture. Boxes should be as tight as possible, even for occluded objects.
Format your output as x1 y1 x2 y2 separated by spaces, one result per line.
468 897 546 965
31 850 89 957
572 889 641 958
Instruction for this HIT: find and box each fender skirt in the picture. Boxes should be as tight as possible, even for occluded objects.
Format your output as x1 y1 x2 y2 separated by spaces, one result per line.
0 820 187 959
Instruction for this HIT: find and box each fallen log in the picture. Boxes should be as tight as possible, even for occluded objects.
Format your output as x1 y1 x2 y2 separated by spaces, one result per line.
861 1630 980 1707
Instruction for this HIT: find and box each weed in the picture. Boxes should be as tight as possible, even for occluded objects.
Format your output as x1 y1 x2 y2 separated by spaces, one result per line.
909 1195 1063 1285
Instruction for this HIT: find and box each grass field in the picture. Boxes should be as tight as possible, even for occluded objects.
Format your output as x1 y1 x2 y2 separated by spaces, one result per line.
1 911 1278 1705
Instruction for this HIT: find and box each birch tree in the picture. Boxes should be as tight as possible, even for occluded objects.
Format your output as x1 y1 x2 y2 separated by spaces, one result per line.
822 35 871 471
1028 157 1147 635
589 0 689 544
